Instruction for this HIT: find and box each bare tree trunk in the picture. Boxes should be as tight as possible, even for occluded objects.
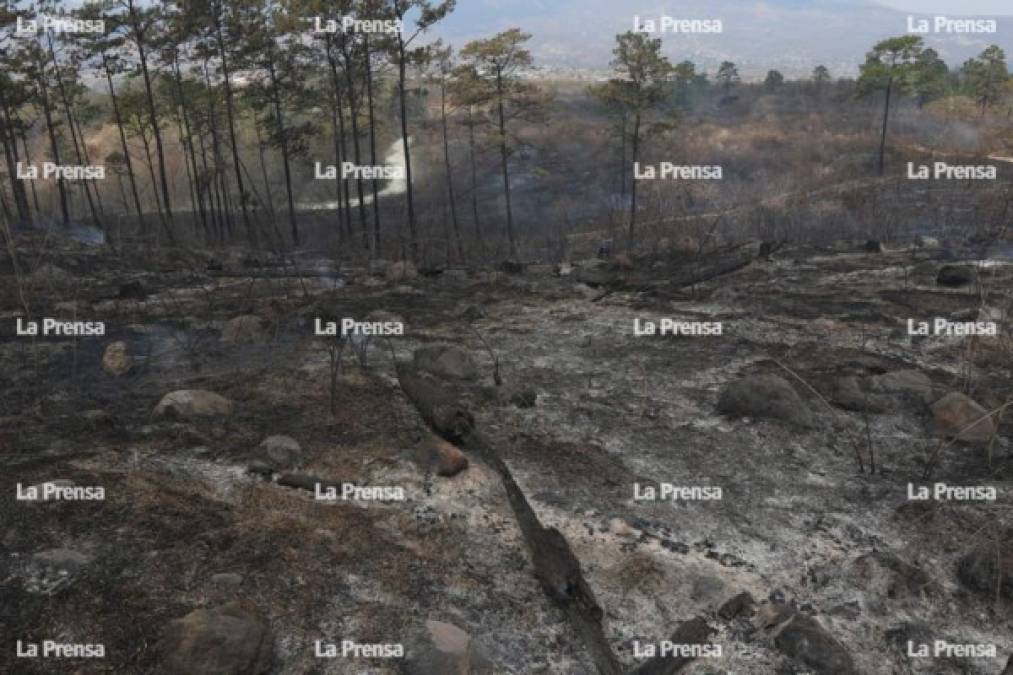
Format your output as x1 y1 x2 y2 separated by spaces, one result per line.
265 48 298 246
495 70 515 257
364 33 381 255
440 78 462 261
103 55 145 236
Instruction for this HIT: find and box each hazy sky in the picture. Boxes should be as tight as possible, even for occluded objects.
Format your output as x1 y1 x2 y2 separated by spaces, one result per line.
871 0 1013 15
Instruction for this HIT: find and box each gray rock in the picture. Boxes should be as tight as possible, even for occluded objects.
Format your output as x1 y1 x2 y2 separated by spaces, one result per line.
159 603 273 675
102 341 132 376
404 620 495 675
414 345 479 381
256 435 302 470
766 605 858 675
936 265 977 287
153 390 234 419
210 573 244 586
32 548 92 573
221 315 266 344
930 392 996 442
956 532 1013 600
717 374 814 428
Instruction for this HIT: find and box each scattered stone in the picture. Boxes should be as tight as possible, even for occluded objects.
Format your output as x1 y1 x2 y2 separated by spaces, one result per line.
118 279 148 300
32 548 92 573
153 390 234 419
930 391 996 442
247 460 273 479
256 435 302 470
557 262 574 276
936 264 977 287
608 517 637 538
913 235 940 249
28 263 71 285
101 341 132 376
717 374 814 428
831 376 889 413
761 605 858 675
369 258 391 276
690 575 726 603
718 591 756 620
509 388 537 408
852 551 934 600
956 532 1013 600
575 259 616 287
456 303 486 321
500 259 525 274
210 573 244 586
863 239 883 253
386 260 418 283
221 315 266 344
871 370 935 406
404 620 495 675
159 603 273 675
414 344 479 381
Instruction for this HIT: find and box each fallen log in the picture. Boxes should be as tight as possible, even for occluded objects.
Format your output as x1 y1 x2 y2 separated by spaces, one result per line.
396 363 622 675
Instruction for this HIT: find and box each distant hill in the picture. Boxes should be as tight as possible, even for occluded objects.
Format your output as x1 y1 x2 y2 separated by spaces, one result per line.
432 0 1013 78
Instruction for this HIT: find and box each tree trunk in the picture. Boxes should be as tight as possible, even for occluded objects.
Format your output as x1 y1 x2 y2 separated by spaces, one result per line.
103 55 145 236
628 111 641 251
340 36 371 254
467 107 482 254
130 3 175 234
877 73 893 176
495 70 515 257
35 61 70 226
266 50 298 246
215 14 257 246
364 33 381 255
440 78 462 261
396 34 418 261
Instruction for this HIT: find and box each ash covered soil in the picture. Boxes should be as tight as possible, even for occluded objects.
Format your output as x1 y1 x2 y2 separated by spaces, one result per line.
1 238 1011 674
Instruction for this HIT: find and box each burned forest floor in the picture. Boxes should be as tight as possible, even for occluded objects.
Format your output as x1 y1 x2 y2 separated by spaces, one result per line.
1 235 1012 674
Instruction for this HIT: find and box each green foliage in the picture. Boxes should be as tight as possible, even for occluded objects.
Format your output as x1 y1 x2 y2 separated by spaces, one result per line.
961 45 1009 112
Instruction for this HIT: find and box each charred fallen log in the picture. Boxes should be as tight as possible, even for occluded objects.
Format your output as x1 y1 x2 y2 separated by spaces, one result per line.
396 362 622 675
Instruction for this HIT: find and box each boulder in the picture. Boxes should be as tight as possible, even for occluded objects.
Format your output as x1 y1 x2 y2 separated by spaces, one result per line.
718 591 755 620
761 605 858 675
956 532 1013 600
863 239 883 253
852 551 934 600
28 264 71 285
386 260 418 283
914 235 940 249
404 620 495 675
414 345 479 381
153 390 234 419
221 315 265 344
256 435 302 470
936 265 977 287
159 603 273 675
101 341 132 376
930 392 996 442
870 370 935 405
32 548 92 573
575 259 616 287
717 374 814 428
509 388 538 408
118 279 149 300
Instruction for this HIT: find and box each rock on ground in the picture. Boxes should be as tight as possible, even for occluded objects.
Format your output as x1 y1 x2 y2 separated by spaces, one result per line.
414 345 479 381
760 604 858 675
386 260 418 282
101 341 132 376
153 390 234 418
256 435 302 470
956 533 1013 600
717 374 814 428
930 391 996 442
159 603 273 675
403 620 495 675
936 264 977 287
221 315 266 343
